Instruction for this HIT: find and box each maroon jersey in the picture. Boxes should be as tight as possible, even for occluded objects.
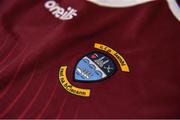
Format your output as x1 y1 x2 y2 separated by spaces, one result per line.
0 0 180 119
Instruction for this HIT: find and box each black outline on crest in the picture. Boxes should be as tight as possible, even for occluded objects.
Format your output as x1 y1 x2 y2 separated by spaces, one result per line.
73 51 117 83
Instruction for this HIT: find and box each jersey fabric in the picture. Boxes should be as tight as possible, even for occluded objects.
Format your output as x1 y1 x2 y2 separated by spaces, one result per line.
0 0 180 119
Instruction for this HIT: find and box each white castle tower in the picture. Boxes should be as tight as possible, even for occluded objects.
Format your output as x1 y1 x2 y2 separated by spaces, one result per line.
94 56 109 68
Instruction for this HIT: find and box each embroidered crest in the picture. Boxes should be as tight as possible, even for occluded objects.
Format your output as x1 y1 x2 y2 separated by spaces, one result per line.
58 43 130 97
74 52 117 82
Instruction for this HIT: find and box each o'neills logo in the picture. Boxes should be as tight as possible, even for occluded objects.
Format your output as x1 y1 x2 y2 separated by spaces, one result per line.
44 0 77 21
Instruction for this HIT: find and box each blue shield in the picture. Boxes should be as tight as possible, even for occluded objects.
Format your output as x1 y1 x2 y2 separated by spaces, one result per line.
74 52 117 82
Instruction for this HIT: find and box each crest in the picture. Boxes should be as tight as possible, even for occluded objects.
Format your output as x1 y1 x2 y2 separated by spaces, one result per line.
74 51 117 82
59 43 130 97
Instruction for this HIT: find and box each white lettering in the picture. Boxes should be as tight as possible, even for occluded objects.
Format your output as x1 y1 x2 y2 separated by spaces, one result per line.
44 0 77 21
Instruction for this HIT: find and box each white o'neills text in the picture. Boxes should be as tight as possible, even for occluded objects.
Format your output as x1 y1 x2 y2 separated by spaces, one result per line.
44 0 77 21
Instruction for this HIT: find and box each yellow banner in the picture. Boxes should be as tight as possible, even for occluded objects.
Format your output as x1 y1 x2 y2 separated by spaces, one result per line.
94 43 130 72
59 66 91 97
